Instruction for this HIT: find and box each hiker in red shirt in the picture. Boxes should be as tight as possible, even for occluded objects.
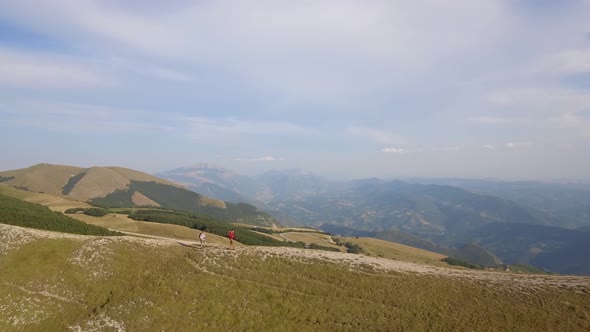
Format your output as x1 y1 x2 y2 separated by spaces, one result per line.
228 229 235 250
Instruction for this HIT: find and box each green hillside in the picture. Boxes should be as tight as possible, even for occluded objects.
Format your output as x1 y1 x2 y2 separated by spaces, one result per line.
90 180 277 226
0 193 119 236
452 243 502 267
1 225 589 331
0 164 279 227
469 222 590 275
373 229 449 254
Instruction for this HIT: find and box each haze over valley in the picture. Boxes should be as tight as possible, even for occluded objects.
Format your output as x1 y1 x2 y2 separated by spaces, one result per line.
1 0 590 330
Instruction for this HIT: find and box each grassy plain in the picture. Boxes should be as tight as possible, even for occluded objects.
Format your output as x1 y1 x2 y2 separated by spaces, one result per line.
1 226 589 331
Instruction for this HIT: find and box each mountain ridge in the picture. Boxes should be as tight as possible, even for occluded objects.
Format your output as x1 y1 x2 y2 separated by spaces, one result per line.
0 163 278 227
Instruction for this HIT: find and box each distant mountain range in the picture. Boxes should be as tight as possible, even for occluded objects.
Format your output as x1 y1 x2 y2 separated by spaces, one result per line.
0 164 278 227
156 165 340 202
157 165 590 275
406 178 590 230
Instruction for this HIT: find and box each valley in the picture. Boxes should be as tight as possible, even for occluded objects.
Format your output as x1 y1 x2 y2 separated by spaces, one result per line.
158 165 590 275
2 167 590 330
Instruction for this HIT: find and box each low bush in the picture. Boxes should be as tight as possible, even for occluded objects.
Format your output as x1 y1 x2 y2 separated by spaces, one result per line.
442 257 482 269
0 194 120 236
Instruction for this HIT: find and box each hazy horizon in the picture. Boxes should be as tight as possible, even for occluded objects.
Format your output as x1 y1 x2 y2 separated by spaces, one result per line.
2 161 590 184
1 1 589 180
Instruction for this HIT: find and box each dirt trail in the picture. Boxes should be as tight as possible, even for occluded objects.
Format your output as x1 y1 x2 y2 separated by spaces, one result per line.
3 224 589 293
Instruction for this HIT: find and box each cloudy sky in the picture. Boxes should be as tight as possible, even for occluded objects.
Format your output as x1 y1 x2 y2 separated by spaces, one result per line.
1 0 589 180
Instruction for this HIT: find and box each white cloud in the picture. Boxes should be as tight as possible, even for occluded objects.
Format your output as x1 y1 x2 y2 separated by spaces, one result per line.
476 87 590 139
0 0 516 104
435 146 460 152
1 1 590 179
0 100 171 133
505 142 533 149
235 156 282 162
551 111 590 138
147 67 192 82
469 115 532 126
347 126 403 145
0 48 110 87
183 117 310 146
532 48 590 76
185 117 306 136
255 156 276 161
382 147 404 153
486 88 590 113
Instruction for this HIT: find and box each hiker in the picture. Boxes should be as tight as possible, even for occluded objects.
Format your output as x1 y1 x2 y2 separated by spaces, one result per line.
199 230 206 249
228 229 235 250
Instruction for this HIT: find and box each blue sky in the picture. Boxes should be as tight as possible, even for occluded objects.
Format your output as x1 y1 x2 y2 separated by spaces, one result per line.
1 0 589 180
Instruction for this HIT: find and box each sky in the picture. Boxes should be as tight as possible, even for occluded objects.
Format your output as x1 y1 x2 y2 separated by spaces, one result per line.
0 0 589 180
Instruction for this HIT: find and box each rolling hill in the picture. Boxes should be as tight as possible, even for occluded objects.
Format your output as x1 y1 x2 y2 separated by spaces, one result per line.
2 223 589 331
2 186 588 329
0 164 278 227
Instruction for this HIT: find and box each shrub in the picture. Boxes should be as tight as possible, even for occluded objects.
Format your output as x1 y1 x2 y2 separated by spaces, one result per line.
345 242 362 254
0 194 120 236
442 257 482 269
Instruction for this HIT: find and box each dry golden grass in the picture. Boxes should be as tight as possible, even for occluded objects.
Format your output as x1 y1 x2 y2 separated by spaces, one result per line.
0 163 185 202
0 184 89 212
71 213 237 247
68 167 131 201
279 232 342 250
343 237 449 267
0 164 83 196
2 226 588 331
198 196 226 208
233 224 322 232
131 192 160 207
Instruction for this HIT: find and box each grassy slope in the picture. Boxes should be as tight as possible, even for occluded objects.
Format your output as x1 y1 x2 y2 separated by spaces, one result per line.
1 230 589 331
0 185 232 246
0 163 180 202
1 164 277 227
0 192 119 236
0 164 83 195
73 213 234 247
344 237 448 267
0 184 90 211
276 232 342 251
